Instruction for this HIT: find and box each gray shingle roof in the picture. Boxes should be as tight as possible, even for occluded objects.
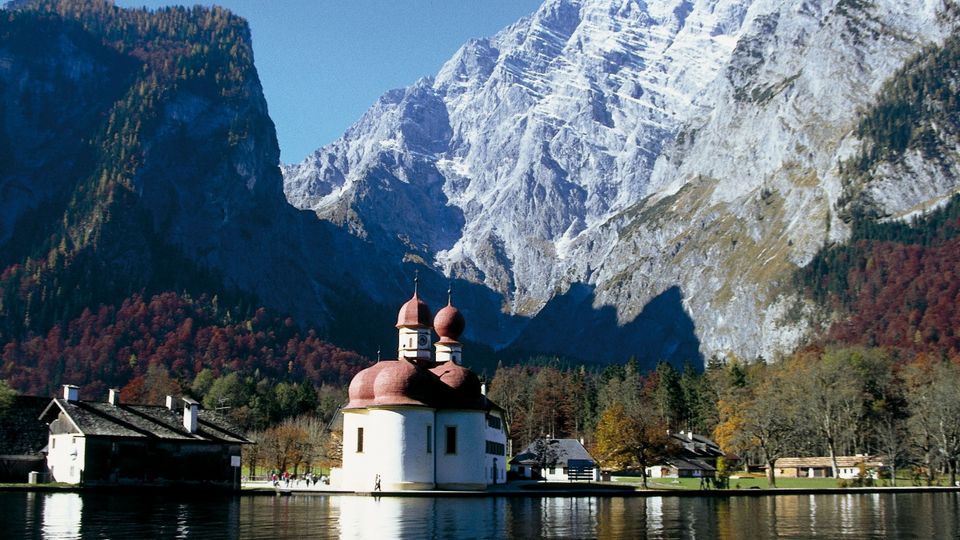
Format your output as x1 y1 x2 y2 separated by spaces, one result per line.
664 457 717 472
40 399 251 444
670 431 725 458
0 396 50 455
510 438 596 467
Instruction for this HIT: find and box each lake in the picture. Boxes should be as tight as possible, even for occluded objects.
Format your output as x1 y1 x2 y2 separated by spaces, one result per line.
1 490 958 538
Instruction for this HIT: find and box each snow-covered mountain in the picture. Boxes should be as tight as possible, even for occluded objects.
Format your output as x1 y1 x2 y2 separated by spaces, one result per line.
284 0 960 364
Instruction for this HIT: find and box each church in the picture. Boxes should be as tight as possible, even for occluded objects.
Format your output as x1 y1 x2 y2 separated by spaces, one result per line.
333 282 509 491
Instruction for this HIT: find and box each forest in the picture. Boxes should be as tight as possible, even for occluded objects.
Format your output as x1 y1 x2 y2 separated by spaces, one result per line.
1 291 362 429
484 347 960 488
0 0 278 345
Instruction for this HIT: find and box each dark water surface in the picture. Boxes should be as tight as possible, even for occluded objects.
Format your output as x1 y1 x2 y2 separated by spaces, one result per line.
1 490 958 538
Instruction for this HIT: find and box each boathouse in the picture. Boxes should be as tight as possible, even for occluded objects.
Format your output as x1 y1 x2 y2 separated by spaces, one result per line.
40 386 251 489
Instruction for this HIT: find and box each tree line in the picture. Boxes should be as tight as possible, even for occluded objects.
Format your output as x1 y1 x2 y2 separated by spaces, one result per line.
1 291 364 430
488 347 960 488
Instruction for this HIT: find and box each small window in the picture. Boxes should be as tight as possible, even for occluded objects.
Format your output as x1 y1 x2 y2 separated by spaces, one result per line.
549 467 555 475
52 438 56 449
427 425 432 454
446 426 457 454
485 440 505 456
357 427 364 453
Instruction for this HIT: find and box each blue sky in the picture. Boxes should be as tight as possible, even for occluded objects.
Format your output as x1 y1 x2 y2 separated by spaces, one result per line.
115 1 544 163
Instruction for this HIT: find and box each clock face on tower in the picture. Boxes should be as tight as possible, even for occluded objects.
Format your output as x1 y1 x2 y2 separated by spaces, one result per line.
418 334 429 347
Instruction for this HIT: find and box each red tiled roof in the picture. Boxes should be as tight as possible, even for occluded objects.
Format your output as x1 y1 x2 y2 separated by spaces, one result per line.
346 358 489 410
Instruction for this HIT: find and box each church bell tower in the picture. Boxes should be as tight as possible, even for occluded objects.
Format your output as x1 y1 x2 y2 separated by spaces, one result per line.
396 274 433 362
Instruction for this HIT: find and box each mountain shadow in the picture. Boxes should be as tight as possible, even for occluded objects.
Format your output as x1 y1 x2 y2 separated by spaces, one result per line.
505 283 703 370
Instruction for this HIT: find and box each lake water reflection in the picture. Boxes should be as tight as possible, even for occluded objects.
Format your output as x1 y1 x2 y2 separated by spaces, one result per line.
2 490 958 538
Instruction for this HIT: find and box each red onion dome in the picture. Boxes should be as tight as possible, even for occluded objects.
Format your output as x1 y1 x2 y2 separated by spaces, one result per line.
431 362 481 397
434 302 465 342
372 360 435 406
396 292 433 329
346 362 391 408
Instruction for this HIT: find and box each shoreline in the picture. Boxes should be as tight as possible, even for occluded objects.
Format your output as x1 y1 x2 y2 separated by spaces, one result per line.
3 482 959 498
281 486 960 498
242 482 960 498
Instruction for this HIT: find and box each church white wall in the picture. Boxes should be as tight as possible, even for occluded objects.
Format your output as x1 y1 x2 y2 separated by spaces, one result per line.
374 408 435 489
435 410 486 489
342 407 436 491
341 410 372 491
47 434 86 484
484 410 508 485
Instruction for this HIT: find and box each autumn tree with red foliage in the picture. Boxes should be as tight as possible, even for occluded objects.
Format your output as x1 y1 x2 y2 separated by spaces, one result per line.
798 194 960 356
0 292 368 402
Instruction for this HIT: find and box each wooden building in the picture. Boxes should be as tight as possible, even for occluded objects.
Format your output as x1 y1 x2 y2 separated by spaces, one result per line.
768 455 881 479
40 385 251 489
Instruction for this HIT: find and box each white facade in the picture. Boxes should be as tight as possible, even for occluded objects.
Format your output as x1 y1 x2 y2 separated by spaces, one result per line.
434 340 462 364
513 463 600 482
337 288 508 492
484 412 508 485
435 410 485 490
836 467 877 480
341 407 436 491
398 327 432 361
339 406 507 491
509 439 601 482
47 433 86 484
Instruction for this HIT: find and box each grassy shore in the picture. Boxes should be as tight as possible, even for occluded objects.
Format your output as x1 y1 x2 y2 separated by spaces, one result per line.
609 475 945 490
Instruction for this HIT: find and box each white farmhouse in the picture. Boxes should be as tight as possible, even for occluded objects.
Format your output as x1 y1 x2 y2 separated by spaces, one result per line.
334 285 509 491
40 386 250 488
510 438 601 482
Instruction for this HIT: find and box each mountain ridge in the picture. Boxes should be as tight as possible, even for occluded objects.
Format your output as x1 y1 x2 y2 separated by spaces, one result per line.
284 0 960 363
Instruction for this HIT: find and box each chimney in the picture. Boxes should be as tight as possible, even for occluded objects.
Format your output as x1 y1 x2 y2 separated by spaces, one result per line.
480 383 487 396
183 398 199 433
165 395 176 410
108 389 120 406
63 385 79 402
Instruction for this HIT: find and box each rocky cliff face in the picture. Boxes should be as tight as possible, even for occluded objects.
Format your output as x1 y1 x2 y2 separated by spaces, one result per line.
285 0 960 364
0 0 343 339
